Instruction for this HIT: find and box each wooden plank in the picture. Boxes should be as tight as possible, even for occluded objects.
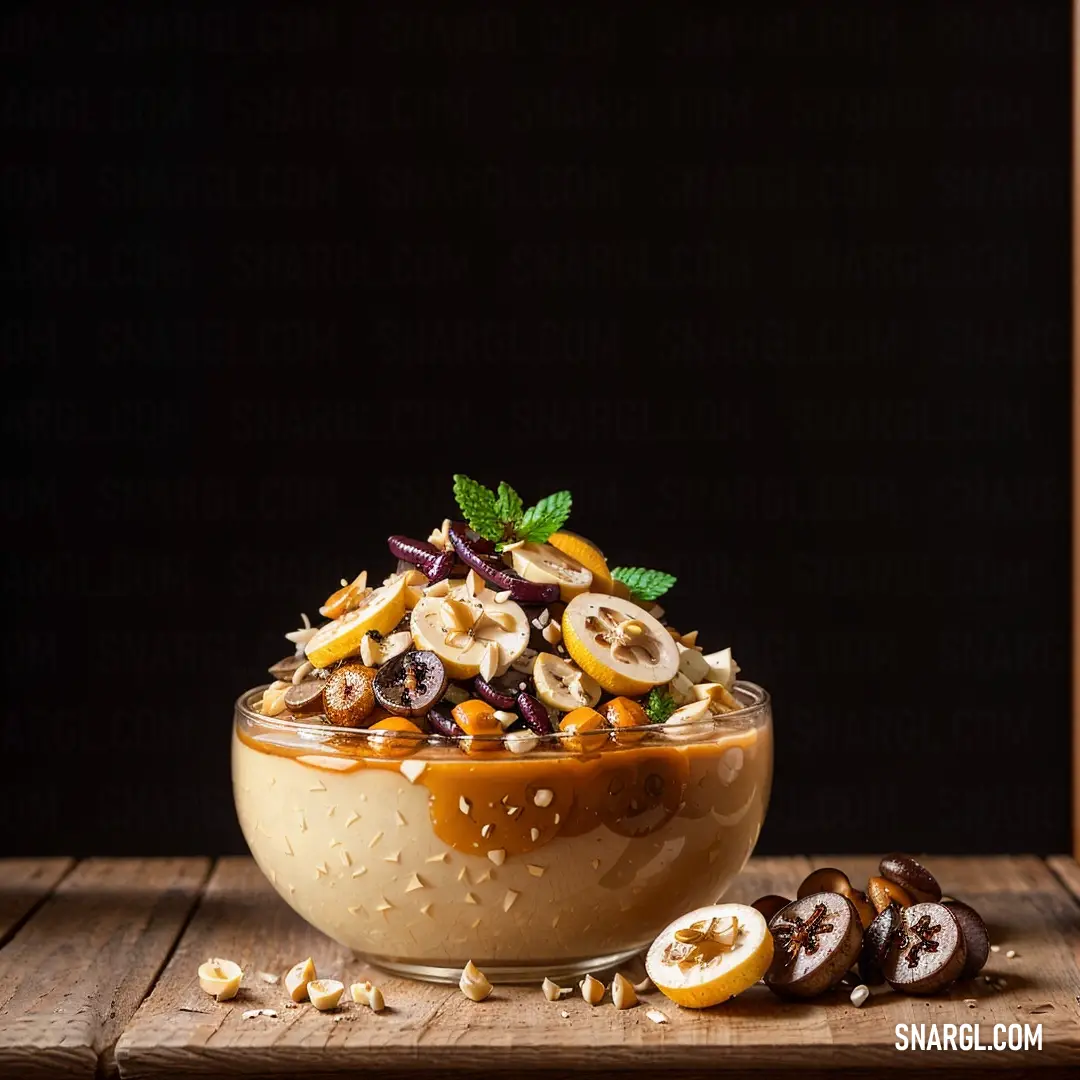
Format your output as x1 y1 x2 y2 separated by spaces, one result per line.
116 856 1080 1076
1073 0 1080 864
0 858 72 944
0 858 209 1079
1046 856 1080 905
116 856 811 1078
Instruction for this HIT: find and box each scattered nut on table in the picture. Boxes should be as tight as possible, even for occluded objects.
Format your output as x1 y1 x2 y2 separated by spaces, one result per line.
850 984 870 1008
459 960 492 1002
197 958 242 1001
611 973 638 1010
542 977 567 1002
351 981 385 1011
285 957 316 1002
308 979 344 1011
579 974 605 1005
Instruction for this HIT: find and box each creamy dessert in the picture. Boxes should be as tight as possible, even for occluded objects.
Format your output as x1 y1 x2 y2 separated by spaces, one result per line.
233 476 773 981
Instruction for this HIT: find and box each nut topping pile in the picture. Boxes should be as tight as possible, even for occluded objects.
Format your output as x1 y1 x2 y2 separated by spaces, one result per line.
253 476 746 755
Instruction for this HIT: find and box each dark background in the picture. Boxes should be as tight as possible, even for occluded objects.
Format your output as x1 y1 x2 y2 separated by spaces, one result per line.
2 4 1071 857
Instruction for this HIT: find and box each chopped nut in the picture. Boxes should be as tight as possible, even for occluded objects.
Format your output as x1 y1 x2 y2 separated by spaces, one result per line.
990 944 1001 953
400 759 427 783
530 827 541 842
459 960 493 1002
533 788 554 808
850 984 870 1008
542 621 562 646
285 957 316 1002
308 979 344 1011
459 796 471 816
579 974 605 1005
503 889 519 912
198 958 243 1001
527 864 545 877
488 848 506 866
543 977 564 1001
492 709 517 729
466 569 485 597
481 823 495 838
256 971 280 984
646 1008 669 1024
351 980 385 1011
505 730 539 754
611 972 638 1010
479 641 499 682
1006 950 1017 959
494 590 512 603
241 1008 277 1019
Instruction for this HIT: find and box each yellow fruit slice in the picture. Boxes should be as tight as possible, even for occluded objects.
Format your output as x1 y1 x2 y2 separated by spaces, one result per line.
646 903 773 1009
532 652 601 712
410 584 529 679
548 531 613 594
304 577 406 669
508 542 592 601
562 593 679 696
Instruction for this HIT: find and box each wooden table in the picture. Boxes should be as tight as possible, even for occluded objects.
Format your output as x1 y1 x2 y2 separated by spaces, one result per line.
1 856 1077 1078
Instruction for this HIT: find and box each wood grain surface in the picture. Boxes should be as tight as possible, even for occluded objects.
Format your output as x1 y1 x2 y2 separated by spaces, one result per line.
0 858 209 1079
2 857 1077 1078
0 859 72 945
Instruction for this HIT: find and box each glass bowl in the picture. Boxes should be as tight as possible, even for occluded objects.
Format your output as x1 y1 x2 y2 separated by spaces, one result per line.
232 680 772 983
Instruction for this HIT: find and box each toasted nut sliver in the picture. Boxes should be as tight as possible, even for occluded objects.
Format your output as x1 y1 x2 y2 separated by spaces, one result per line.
579 973 605 1005
611 972 638 1010
488 849 506 866
285 957 316 1002
542 621 562 646
351 981 385 1011
198 958 242 1000
308 979 344 1011
495 590 512 603
459 960 492 1002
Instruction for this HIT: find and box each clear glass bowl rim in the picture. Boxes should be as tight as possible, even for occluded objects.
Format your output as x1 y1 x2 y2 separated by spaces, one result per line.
235 679 770 749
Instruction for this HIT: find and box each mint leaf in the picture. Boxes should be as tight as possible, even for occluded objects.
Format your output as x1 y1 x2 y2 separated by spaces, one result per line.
452 474 502 542
611 566 677 603
494 481 524 528
518 490 572 544
644 688 677 724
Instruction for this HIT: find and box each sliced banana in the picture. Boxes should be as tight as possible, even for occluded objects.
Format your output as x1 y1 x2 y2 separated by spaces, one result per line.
411 584 529 679
304 577 406 669
562 593 680 696
508 542 593 601
533 652 601 712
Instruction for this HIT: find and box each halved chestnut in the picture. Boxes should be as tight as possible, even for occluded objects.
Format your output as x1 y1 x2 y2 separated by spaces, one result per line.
867 875 914 914
283 680 325 718
374 651 448 718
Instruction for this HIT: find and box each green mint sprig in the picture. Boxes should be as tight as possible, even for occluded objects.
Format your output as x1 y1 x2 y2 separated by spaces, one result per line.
611 566 677 603
452 475 572 550
644 688 678 724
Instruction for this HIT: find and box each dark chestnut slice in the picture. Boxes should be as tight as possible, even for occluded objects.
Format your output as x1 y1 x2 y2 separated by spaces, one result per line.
283 680 325 718
516 691 554 735
943 899 990 980
859 904 900 986
473 674 517 710
448 522 559 603
374 651 447 718
867 876 914 913
879 853 942 904
766 892 863 999
268 654 305 681
751 895 791 922
883 902 966 994
425 702 463 739
387 535 454 582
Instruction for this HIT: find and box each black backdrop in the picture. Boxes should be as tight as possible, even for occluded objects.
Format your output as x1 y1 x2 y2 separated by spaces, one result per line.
2 4 1071 858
